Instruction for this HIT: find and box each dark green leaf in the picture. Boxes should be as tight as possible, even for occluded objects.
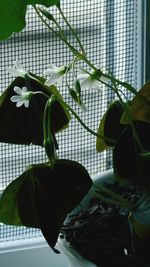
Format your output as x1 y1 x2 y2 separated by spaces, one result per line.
0 160 92 251
0 74 70 146
0 0 27 41
0 0 59 41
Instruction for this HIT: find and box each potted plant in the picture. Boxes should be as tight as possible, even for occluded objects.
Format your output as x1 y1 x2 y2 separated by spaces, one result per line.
0 1 150 267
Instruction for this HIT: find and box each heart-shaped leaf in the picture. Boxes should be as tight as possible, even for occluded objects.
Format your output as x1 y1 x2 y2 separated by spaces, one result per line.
96 100 125 152
0 74 70 146
0 160 92 252
0 0 59 41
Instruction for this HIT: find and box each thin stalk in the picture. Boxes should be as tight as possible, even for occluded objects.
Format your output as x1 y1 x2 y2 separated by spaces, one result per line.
33 5 79 56
49 13 68 43
57 4 86 55
33 91 50 98
34 4 143 101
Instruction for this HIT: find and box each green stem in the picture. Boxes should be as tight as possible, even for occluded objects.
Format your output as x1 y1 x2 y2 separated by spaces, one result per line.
48 12 68 43
43 95 57 165
57 5 86 56
33 91 50 98
33 5 80 57
34 4 141 101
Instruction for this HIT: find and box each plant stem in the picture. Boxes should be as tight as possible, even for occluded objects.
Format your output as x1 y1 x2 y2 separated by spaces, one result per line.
57 5 86 56
34 4 138 98
43 95 57 165
33 5 79 56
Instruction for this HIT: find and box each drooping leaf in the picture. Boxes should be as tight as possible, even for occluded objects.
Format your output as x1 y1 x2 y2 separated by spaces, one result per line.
0 160 92 252
121 81 150 124
113 122 150 185
96 100 125 152
0 0 59 41
0 74 70 146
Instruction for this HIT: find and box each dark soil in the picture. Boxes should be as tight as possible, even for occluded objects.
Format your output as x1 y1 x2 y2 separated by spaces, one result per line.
60 181 143 267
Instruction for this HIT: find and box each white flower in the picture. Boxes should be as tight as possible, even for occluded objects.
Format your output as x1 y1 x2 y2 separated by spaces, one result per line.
7 60 28 78
43 64 67 86
10 86 33 108
77 68 109 90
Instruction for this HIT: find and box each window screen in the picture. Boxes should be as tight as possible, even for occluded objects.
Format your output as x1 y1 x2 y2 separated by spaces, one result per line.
0 0 144 244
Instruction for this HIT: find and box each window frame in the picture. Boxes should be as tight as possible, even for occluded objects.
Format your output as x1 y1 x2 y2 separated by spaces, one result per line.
0 1 148 266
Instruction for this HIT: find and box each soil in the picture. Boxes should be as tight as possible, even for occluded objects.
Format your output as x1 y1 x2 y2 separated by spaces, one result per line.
60 180 144 267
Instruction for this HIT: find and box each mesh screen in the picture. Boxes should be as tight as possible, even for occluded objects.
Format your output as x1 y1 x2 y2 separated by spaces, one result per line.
0 1 140 243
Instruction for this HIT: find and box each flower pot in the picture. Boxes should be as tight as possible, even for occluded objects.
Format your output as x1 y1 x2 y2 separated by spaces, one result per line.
57 169 142 267
58 236 97 267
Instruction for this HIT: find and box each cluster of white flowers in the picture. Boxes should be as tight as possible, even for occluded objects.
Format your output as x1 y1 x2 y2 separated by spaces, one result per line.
8 60 109 108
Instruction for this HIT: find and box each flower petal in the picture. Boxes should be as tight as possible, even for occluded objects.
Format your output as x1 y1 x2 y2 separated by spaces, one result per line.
7 61 28 78
43 64 57 75
45 73 61 86
57 76 63 85
24 100 29 108
7 68 21 76
15 60 23 69
10 95 22 103
16 100 24 107
80 78 92 90
14 86 23 95
21 86 28 93
77 73 89 80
